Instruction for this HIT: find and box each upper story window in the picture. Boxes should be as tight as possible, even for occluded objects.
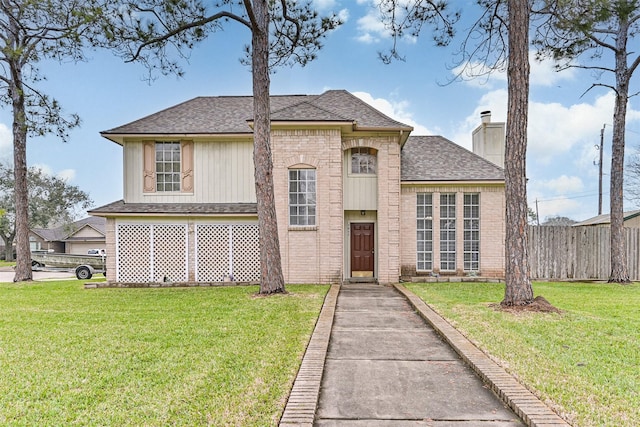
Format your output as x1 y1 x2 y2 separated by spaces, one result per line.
289 169 316 226
155 142 181 192
143 140 194 194
351 147 377 174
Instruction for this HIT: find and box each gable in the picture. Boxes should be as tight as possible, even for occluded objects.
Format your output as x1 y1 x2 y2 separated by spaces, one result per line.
69 225 105 239
30 217 107 243
401 136 504 182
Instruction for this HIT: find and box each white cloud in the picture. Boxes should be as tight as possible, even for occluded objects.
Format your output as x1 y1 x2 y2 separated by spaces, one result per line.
574 140 604 180
450 62 505 89
527 178 596 221
450 89 640 165
31 163 53 176
446 88 629 221
451 89 508 149
0 122 12 163
356 11 387 43
538 175 584 194
352 91 434 135
337 8 350 23
314 0 338 10
354 0 421 44
57 169 76 182
528 92 620 164
534 196 584 221
313 1 349 23
31 163 76 182
453 52 577 89
356 32 376 44
531 56 577 87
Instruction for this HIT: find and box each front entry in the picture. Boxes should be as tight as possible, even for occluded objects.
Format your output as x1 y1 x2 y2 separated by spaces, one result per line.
350 223 374 277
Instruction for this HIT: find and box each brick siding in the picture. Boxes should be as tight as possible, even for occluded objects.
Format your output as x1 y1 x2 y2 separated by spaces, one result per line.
400 184 505 278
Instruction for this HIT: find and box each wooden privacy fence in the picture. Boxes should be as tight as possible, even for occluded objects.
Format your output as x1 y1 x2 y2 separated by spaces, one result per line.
528 226 640 281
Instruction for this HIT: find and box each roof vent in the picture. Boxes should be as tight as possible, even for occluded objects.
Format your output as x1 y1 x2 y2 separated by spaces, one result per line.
480 110 491 124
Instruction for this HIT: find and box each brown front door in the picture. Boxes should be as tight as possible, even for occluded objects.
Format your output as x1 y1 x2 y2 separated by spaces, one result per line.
351 223 374 277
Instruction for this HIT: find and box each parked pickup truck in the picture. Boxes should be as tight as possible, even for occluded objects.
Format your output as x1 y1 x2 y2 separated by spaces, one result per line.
31 251 106 280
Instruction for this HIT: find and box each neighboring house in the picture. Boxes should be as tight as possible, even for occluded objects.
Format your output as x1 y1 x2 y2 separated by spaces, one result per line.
30 216 107 254
572 210 640 228
90 90 505 285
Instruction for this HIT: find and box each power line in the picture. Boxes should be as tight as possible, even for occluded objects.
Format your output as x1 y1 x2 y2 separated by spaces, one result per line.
531 191 608 203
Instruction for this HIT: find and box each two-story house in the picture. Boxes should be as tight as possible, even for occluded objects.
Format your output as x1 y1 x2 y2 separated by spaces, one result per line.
90 90 505 285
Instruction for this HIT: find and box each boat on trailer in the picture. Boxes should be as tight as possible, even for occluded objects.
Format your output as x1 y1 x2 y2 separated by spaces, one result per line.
30 252 106 280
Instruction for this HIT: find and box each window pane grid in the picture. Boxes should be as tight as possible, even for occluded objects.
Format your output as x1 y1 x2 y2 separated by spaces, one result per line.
440 193 456 271
156 142 181 192
289 169 316 226
416 193 433 271
464 193 480 271
351 147 377 174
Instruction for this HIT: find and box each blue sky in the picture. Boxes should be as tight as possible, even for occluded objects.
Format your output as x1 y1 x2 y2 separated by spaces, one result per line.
1 0 639 222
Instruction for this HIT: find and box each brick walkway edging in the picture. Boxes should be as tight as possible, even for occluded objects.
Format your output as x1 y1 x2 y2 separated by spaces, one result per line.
394 284 571 427
279 284 340 427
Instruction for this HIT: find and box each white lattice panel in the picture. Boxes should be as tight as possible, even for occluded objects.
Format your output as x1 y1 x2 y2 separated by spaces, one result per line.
231 225 260 282
117 224 152 282
196 225 231 281
153 225 188 282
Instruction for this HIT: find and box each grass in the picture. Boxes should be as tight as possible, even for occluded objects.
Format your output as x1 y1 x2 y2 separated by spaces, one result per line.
405 281 640 427
0 280 329 426
0 260 16 268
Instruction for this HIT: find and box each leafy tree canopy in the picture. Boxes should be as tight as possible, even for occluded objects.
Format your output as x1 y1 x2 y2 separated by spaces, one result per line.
0 163 93 260
0 0 110 140
541 215 577 226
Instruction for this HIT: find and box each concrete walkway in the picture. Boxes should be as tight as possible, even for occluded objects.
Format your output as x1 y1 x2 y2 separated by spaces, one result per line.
280 284 569 427
0 267 75 282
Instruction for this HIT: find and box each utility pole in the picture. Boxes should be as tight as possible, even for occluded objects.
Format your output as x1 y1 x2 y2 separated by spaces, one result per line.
597 125 605 215
535 198 540 226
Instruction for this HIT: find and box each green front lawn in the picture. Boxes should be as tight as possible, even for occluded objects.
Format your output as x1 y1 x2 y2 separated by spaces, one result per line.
406 281 640 427
0 280 328 426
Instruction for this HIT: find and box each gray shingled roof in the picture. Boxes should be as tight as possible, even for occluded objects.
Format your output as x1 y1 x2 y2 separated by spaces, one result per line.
101 90 412 136
31 216 106 242
89 200 258 215
573 209 640 226
401 136 504 181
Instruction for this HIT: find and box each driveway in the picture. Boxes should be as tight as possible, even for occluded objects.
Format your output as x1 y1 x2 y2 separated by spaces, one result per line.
0 266 75 282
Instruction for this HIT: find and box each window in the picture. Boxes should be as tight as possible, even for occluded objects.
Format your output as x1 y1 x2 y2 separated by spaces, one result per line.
416 193 433 271
351 147 377 174
464 193 480 271
440 193 456 271
289 169 316 226
155 142 181 192
143 140 193 194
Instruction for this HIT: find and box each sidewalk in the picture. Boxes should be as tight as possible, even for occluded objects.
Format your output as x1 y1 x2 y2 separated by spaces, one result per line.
280 284 569 427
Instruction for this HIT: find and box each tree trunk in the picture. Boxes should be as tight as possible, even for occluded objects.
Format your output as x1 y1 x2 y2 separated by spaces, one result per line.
9 60 32 282
502 0 533 306
2 233 15 261
251 0 285 294
608 17 631 284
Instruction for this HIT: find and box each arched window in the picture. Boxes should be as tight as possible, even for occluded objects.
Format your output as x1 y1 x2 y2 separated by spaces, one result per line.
351 147 377 174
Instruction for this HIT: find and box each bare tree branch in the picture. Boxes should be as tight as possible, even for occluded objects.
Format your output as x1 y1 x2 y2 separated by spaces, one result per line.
127 10 250 62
